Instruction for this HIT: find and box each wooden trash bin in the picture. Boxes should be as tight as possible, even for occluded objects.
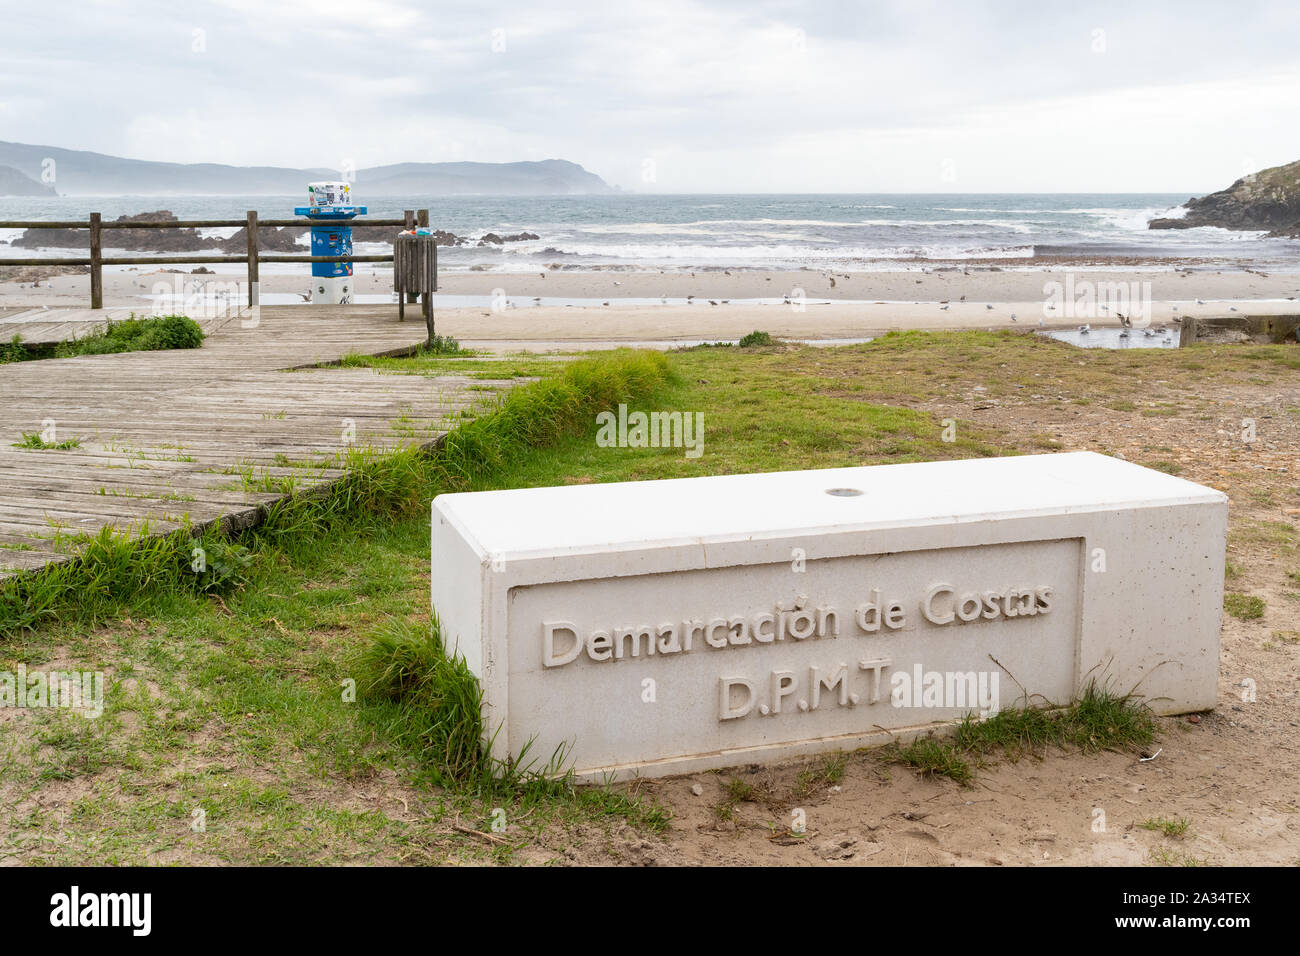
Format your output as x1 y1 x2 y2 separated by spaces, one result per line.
393 234 438 341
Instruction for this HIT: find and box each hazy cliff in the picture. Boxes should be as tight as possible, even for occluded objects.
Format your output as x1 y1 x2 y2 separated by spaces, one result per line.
0 141 613 197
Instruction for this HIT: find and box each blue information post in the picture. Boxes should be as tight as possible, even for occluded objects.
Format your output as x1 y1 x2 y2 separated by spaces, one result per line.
295 181 367 304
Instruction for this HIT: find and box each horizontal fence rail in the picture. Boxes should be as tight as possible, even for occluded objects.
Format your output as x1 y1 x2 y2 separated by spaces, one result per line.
0 208 429 308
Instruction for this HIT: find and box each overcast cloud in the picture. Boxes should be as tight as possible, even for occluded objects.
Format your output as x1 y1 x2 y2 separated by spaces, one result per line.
2 0 1297 192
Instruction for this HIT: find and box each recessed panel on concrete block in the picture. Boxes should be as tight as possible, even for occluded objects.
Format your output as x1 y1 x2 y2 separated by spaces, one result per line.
431 452 1227 781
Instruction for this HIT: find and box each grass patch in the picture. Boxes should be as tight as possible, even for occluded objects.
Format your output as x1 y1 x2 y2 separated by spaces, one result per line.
356 615 486 786
1141 816 1192 838
0 334 26 363
738 330 774 347
888 737 974 786
880 682 1157 785
13 432 81 450
2 315 204 363
1224 592 1266 620
793 754 848 797
1146 461 1182 475
338 335 469 366
64 314 204 356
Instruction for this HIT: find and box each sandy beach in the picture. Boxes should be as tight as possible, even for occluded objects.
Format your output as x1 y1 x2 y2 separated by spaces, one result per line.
3 264 1298 346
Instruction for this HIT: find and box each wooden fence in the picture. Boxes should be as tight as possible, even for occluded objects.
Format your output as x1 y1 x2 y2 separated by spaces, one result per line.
0 208 430 308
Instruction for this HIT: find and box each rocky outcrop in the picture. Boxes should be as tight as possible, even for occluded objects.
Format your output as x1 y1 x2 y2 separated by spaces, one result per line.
11 210 218 251
220 225 305 253
1149 159 1300 234
476 231 540 245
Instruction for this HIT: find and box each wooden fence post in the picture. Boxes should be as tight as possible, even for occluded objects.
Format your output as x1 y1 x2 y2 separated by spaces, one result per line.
419 215 435 341
89 212 102 309
246 210 259 308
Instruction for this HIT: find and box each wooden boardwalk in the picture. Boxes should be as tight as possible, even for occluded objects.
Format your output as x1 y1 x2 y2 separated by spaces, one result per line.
0 305 513 578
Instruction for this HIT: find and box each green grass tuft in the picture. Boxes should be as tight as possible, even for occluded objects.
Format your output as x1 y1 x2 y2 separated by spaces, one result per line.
13 432 81 450
1224 592 1266 620
356 615 486 786
880 681 1157 786
1141 816 1191 838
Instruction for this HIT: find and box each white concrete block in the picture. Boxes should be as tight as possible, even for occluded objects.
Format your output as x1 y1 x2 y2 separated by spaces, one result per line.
431 452 1227 781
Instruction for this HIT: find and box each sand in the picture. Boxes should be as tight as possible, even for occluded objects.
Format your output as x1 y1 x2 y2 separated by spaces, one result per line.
3 265 1298 347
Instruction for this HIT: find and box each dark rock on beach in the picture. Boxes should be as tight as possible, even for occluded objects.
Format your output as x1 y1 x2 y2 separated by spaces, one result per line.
12 210 217 251
1149 159 1300 234
476 231 541 245
220 225 305 253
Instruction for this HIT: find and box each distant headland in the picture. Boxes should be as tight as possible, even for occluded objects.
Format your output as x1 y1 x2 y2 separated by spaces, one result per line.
0 140 614 197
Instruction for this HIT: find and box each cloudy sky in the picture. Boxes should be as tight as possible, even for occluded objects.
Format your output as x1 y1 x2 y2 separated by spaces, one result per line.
3 0 1298 192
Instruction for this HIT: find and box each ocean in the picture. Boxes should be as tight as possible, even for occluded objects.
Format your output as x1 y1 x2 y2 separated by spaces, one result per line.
2 193 1297 272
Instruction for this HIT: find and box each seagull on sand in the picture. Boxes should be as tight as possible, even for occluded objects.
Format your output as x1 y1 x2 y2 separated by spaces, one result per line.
1078 324 1091 333
986 304 993 310
1011 314 1017 321
940 304 949 311
1196 298 1206 305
